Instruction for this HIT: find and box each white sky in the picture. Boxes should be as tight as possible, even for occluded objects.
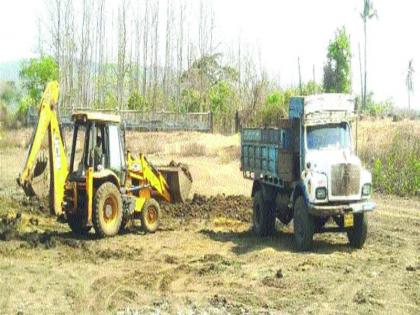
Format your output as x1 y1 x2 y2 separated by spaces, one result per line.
0 0 419 109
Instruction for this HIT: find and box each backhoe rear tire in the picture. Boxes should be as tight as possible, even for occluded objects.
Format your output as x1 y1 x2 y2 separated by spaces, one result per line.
293 196 315 251
252 190 276 237
67 213 91 235
141 199 161 233
93 183 123 237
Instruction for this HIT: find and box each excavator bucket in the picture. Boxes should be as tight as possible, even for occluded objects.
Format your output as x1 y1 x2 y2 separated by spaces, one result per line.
157 163 192 203
33 154 48 178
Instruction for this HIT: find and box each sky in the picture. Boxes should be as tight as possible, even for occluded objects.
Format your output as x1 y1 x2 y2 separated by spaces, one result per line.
0 0 419 109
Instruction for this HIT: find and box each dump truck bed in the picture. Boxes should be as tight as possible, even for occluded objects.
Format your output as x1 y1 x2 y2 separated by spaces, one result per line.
240 123 299 186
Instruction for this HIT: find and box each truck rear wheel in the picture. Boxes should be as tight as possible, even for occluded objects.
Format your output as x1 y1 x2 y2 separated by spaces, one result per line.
93 182 123 237
141 198 161 233
293 196 315 251
252 190 276 236
347 213 368 248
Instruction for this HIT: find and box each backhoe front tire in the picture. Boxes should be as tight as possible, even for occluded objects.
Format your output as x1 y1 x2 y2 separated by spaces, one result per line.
293 196 315 251
252 190 276 237
347 213 368 248
141 199 161 233
93 183 123 237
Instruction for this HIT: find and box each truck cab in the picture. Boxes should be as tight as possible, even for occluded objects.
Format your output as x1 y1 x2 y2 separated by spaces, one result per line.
241 94 375 251
290 94 375 213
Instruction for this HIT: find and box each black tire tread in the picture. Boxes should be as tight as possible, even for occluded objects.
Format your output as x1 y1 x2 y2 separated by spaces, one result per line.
252 190 276 237
293 196 315 251
347 213 368 248
141 198 161 233
93 182 123 238
67 214 91 235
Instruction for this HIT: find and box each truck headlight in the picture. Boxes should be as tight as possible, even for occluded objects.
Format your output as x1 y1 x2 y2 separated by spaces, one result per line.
315 187 327 200
362 184 371 196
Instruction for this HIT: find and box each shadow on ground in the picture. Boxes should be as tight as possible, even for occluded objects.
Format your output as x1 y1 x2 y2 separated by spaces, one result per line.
199 228 354 256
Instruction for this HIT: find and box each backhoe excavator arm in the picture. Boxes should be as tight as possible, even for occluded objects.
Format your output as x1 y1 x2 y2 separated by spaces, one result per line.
17 81 68 215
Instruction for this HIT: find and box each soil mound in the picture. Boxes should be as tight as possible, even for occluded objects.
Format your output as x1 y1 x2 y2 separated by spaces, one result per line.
162 193 252 222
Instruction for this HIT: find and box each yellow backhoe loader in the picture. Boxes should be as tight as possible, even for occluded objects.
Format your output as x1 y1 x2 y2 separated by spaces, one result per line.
17 81 192 237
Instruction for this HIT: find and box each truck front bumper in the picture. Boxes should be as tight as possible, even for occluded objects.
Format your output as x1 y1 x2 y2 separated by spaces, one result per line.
308 200 376 216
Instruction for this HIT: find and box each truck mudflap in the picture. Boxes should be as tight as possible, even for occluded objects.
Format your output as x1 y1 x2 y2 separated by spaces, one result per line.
308 201 376 216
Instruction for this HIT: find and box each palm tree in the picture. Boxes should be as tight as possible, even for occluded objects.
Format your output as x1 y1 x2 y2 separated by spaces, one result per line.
406 59 414 110
361 0 377 110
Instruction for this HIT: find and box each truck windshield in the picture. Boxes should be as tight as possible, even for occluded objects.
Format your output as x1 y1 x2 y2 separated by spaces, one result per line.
306 123 350 150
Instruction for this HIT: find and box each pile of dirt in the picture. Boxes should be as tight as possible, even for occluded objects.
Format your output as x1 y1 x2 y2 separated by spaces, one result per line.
162 193 252 222
0 211 87 249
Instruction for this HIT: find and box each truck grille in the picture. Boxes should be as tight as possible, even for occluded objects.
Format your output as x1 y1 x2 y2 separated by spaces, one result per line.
331 164 360 196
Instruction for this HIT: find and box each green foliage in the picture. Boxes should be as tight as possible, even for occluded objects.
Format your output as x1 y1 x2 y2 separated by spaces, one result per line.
368 130 420 196
301 81 323 95
128 91 148 111
181 54 239 113
14 96 34 124
256 89 293 126
323 27 352 93
20 56 58 101
362 93 394 116
0 81 21 107
209 80 235 113
181 88 201 113
266 90 284 106
103 92 118 110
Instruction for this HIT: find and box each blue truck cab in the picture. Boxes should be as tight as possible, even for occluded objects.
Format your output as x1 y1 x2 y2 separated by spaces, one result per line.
241 94 375 251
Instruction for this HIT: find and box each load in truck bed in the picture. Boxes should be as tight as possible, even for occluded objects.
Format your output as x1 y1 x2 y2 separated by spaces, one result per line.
241 121 299 185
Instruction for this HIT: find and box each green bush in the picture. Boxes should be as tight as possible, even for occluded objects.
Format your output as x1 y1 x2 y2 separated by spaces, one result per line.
363 93 394 117
368 130 420 196
128 91 148 111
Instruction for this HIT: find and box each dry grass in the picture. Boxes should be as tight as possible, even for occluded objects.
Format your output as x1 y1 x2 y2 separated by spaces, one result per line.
179 142 207 157
0 128 33 149
357 119 420 195
357 118 420 161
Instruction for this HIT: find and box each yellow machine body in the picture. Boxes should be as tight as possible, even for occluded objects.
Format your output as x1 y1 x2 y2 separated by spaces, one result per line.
19 81 192 236
17 81 68 215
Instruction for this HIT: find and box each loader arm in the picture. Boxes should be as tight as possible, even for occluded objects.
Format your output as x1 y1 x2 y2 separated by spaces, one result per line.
17 81 68 215
127 153 172 203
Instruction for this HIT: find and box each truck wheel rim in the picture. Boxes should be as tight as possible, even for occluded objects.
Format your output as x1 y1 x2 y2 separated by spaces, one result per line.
103 196 117 224
147 206 158 224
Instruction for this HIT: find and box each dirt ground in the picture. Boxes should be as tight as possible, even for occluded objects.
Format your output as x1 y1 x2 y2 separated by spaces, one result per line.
0 127 419 314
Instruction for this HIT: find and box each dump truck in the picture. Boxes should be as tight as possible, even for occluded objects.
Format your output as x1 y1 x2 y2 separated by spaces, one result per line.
241 94 375 251
18 81 192 237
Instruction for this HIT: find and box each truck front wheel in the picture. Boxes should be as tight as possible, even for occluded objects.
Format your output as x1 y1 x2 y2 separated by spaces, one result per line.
347 213 368 248
141 198 161 233
293 196 315 251
252 190 276 236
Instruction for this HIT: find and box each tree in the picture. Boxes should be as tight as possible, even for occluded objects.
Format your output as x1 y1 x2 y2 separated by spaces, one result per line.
128 91 148 111
0 81 20 107
361 0 377 110
406 59 414 110
20 56 59 101
323 27 352 93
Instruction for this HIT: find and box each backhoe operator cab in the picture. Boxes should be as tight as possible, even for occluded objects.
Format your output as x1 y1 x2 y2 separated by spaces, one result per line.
64 111 175 237
69 112 124 184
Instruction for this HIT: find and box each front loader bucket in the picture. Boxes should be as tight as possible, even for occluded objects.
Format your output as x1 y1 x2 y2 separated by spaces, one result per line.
157 164 192 203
